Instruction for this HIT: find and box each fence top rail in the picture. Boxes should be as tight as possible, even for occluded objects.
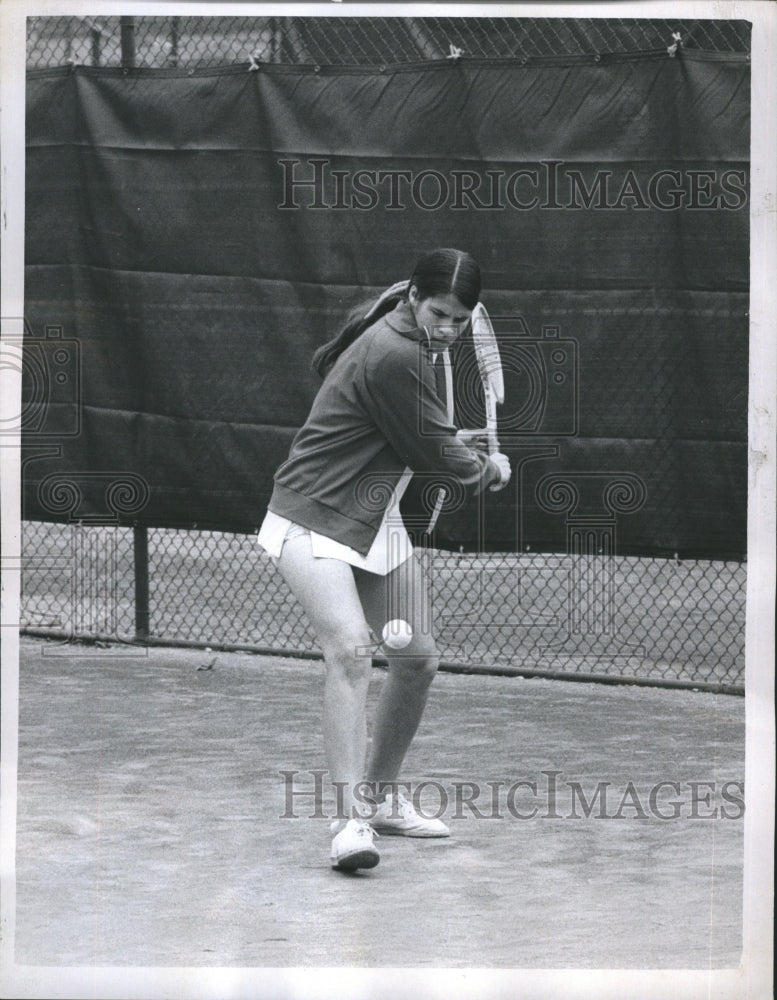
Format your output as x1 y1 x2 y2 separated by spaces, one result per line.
26 15 752 71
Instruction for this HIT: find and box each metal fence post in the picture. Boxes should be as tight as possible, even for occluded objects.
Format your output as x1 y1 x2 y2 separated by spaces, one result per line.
90 23 102 66
170 16 180 67
133 525 150 640
120 16 136 69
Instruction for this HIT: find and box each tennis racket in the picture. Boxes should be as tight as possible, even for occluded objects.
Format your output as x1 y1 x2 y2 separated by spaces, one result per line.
426 302 505 531
471 303 505 487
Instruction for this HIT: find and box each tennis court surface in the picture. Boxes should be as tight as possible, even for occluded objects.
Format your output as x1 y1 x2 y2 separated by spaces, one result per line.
13 636 744 969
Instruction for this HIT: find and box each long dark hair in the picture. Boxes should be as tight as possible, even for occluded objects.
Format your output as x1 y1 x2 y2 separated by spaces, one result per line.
312 248 482 378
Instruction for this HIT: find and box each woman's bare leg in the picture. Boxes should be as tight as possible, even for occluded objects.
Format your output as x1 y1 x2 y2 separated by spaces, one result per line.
355 553 439 789
275 533 374 823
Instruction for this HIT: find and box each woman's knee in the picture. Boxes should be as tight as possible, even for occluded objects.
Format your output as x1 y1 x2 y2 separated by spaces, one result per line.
389 650 439 688
321 629 374 685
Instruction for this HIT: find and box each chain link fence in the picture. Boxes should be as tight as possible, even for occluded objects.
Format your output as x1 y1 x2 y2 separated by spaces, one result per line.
21 521 745 692
21 16 747 692
26 15 750 70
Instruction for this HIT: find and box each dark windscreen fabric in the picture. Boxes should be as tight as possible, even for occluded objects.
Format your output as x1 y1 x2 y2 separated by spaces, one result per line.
24 51 749 557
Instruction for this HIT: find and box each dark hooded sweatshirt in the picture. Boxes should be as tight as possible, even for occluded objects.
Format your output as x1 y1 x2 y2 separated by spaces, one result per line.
267 300 500 556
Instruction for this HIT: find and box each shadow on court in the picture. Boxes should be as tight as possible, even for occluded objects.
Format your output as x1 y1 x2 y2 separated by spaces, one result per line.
13 637 744 969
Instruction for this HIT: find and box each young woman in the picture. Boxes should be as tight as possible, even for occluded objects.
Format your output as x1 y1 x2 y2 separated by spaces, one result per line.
257 248 511 872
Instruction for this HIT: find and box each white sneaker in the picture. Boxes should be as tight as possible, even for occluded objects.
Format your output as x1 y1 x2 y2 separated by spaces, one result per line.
330 818 380 871
371 791 450 838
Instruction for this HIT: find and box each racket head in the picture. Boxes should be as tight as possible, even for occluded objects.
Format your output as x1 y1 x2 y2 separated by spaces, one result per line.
471 303 505 404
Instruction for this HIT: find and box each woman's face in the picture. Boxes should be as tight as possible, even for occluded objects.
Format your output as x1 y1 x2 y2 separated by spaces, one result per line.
409 287 473 347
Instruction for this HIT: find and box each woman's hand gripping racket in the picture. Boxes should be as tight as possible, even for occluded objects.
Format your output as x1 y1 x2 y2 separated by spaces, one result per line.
426 302 509 533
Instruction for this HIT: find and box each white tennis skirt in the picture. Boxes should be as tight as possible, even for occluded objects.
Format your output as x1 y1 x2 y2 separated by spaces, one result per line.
257 469 414 576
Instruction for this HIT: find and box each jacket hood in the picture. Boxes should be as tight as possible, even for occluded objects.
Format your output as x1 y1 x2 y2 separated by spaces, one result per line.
383 300 428 343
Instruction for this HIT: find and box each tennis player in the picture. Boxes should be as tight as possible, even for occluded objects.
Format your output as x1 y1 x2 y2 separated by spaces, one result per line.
257 248 511 871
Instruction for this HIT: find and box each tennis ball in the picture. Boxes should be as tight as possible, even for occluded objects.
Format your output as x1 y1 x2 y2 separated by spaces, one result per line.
381 619 413 650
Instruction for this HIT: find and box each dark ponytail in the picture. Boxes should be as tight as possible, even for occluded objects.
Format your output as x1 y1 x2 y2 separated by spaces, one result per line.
311 248 481 378
311 282 408 378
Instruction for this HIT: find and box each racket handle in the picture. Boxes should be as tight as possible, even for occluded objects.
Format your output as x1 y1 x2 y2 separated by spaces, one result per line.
426 487 446 533
485 387 501 489
487 426 499 454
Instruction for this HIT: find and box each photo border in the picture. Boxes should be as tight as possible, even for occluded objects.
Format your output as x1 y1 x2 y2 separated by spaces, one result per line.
1 2 774 998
